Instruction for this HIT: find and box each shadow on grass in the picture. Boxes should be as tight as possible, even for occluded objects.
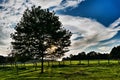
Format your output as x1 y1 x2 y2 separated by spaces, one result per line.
0 66 14 71
51 64 70 68
58 70 89 80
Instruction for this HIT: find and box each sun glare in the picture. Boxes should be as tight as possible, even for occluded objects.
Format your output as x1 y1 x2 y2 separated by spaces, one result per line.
47 45 57 54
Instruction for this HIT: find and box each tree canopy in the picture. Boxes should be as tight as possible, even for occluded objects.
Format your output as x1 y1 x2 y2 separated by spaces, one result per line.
10 6 72 73
110 46 120 59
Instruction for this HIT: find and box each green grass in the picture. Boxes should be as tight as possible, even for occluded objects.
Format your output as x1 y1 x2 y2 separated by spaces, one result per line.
0 60 120 80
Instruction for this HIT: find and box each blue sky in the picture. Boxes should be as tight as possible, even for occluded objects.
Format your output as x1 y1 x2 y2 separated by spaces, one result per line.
0 0 120 56
59 0 120 26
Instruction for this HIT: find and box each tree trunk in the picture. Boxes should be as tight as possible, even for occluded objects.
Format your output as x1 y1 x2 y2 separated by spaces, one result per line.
108 55 110 64
79 60 81 64
52 60 54 66
11 63 13 68
24 62 26 67
118 58 120 64
15 62 18 75
41 53 44 73
108 58 110 64
35 62 37 71
47 61 50 67
63 60 65 65
70 60 72 65
58 61 60 66
88 59 89 66
98 59 100 64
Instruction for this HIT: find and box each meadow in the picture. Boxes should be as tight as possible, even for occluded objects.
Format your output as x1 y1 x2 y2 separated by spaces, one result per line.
0 60 120 80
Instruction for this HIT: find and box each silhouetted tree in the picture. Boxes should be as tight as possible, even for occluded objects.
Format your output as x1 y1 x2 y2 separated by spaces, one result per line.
78 52 86 64
110 46 120 63
97 53 101 64
0 55 6 64
6 55 15 67
70 54 73 64
11 6 71 73
87 51 95 65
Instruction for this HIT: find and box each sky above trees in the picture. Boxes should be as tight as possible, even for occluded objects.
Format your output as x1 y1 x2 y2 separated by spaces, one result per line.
0 0 120 56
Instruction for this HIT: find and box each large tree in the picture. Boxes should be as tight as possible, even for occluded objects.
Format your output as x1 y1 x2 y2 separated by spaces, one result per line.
11 6 72 73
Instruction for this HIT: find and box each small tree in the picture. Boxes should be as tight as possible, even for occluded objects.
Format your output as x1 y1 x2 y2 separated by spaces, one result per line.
11 6 72 73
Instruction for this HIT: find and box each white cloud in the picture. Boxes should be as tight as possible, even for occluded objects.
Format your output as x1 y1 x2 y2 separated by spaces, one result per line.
30 0 62 9
97 39 120 53
59 15 120 56
54 0 85 11
109 18 120 29
98 46 111 53
99 40 119 46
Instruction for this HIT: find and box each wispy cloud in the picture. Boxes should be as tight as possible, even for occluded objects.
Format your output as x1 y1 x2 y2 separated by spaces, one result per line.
59 15 120 55
98 46 111 52
30 0 62 9
54 0 85 11
109 18 120 29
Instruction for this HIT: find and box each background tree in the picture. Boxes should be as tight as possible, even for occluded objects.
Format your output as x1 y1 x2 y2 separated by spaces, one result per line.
0 55 6 65
11 6 72 73
87 51 97 65
110 46 120 59
69 54 73 65
78 52 86 64
110 46 120 63
97 53 101 64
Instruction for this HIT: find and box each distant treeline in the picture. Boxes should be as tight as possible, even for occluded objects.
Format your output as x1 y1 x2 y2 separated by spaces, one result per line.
0 45 120 64
63 45 120 60
63 52 110 60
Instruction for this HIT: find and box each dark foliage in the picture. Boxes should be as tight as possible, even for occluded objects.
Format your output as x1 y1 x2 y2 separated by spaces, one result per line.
63 51 110 60
10 6 72 73
0 55 6 64
110 45 120 59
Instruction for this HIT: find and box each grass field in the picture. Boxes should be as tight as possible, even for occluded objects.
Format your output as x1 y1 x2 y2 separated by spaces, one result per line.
0 60 120 80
